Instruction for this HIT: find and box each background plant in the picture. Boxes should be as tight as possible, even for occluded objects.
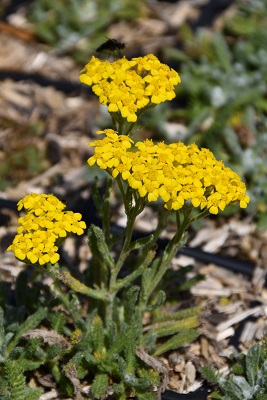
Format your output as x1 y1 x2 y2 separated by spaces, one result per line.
0 119 47 190
200 334 267 399
27 0 145 63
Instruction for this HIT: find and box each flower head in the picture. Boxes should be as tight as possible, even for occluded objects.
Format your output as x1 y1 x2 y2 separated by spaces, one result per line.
80 55 181 122
7 193 86 265
87 129 250 214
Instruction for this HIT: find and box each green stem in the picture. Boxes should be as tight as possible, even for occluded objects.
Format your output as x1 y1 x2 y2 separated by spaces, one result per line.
111 112 121 131
190 208 211 222
49 362 62 383
114 243 156 291
116 176 128 209
57 269 111 302
153 205 169 244
112 206 168 292
140 210 191 309
102 178 113 244
109 191 146 289
122 103 156 136
45 264 112 325
111 111 130 134
104 191 141 321
110 210 136 288
46 266 81 326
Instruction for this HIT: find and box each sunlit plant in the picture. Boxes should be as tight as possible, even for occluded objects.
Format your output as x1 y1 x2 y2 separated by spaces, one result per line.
5 53 250 399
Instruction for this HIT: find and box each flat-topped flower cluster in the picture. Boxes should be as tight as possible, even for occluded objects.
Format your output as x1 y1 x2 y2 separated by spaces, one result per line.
88 129 250 214
79 54 181 122
7 193 86 265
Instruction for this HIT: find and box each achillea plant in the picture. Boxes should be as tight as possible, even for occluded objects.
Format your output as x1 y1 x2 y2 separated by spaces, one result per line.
5 53 250 399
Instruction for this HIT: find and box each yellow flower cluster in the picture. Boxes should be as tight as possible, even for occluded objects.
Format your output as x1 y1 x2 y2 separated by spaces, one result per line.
71 329 83 344
88 130 250 214
7 193 86 265
79 54 180 122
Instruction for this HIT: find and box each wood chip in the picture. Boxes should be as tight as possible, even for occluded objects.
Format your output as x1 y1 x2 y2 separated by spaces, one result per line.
239 321 258 343
39 390 61 400
185 361 196 384
252 266 266 291
216 327 235 341
216 306 264 332
22 329 69 348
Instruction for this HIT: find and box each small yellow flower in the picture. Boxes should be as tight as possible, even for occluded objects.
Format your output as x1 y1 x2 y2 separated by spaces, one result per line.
71 329 83 345
7 193 86 266
80 54 181 122
239 195 250 209
87 129 250 215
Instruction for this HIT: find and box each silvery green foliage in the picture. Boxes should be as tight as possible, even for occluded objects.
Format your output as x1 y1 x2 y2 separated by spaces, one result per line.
201 341 267 399
27 0 144 61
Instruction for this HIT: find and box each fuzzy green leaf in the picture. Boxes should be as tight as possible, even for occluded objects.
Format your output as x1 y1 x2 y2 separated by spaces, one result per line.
106 320 118 347
142 332 157 353
141 263 159 294
200 365 220 385
24 337 46 360
83 350 98 366
177 274 205 292
107 329 128 357
232 363 245 376
46 343 64 359
146 291 166 312
232 376 253 398
219 377 245 400
88 225 115 271
3 360 42 400
123 373 140 387
135 392 157 400
1 332 14 356
153 305 201 323
92 315 104 352
115 355 127 377
137 368 160 386
91 373 109 399
7 307 48 354
123 286 140 324
153 328 199 356
48 312 66 334
129 234 154 251
246 342 261 387
124 335 136 375
151 316 199 338
113 382 125 395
